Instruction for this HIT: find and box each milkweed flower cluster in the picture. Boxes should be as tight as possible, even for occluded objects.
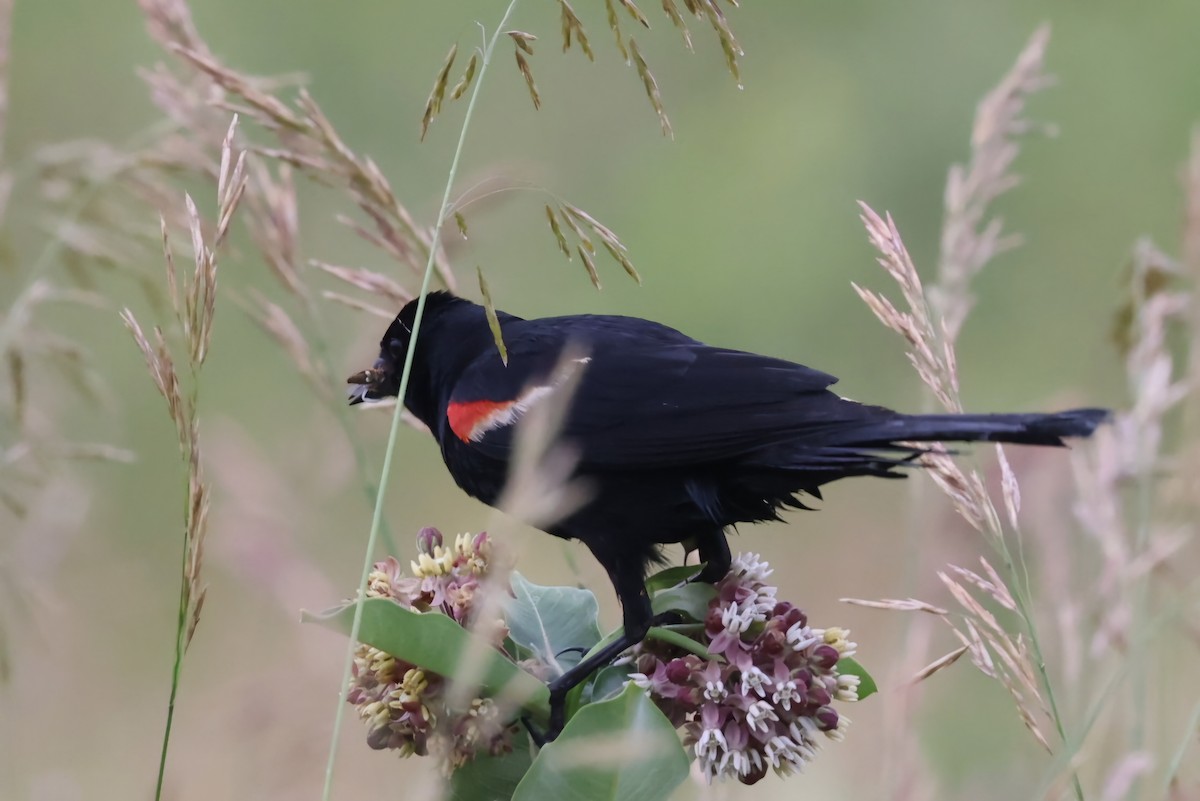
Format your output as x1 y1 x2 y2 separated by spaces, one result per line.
345 527 518 772
628 553 860 784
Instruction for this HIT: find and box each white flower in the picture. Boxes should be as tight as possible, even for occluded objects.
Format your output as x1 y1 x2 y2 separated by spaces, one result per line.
836 673 861 702
744 700 779 733
740 665 770 698
787 622 820 651
720 745 763 779
763 735 807 774
825 714 851 742
695 723 727 760
704 678 728 703
628 672 653 691
721 601 757 634
729 552 774 586
772 678 801 710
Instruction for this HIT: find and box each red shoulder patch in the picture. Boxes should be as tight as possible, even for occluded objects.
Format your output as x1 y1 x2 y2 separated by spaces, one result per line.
447 399 516 443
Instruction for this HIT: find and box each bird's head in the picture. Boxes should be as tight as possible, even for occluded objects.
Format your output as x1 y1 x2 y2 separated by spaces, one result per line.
347 292 470 406
346 301 418 406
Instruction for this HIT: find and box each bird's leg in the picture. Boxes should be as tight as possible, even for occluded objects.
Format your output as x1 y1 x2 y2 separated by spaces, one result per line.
542 607 681 739
692 528 731 584
536 542 661 739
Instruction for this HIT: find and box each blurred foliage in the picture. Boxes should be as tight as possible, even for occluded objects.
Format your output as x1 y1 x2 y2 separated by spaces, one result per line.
3 1 1199 799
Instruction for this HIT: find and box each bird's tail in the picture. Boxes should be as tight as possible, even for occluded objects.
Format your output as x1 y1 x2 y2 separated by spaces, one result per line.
748 407 1108 507
846 407 1110 448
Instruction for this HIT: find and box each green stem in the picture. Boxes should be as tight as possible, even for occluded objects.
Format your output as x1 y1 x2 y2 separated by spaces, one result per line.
319 4 520 799
154 455 192 801
155 374 202 799
154 472 193 801
645 626 711 660
1005 545 1085 801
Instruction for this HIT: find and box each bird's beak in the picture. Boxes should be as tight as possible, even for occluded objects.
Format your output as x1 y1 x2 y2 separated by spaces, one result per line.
346 359 397 406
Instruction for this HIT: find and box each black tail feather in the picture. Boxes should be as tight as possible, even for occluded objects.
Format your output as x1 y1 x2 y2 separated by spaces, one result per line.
761 407 1109 505
841 407 1110 449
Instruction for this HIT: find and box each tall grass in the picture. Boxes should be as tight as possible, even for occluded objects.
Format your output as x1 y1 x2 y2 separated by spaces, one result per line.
2 2 1197 800
848 27 1200 801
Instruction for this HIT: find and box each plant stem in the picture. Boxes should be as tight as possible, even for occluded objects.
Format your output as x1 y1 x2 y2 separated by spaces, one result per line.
1005 543 1085 801
154 479 193 801
319 4 520 798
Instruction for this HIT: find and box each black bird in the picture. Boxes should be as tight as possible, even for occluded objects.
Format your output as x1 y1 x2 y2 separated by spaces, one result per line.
349 291 1106 735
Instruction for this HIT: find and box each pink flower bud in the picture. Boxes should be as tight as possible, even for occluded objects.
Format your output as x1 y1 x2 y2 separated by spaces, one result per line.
416 526 443 554
815 705 840 731
812 644 840 670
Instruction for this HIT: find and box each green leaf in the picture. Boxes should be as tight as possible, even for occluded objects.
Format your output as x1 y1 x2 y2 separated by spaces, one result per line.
582 664 633 705
303 598 549 718
506 573 602 675
651 581 716 622
448 738 535 801
643 563 703 595
837 656 878 700
513 684 689 801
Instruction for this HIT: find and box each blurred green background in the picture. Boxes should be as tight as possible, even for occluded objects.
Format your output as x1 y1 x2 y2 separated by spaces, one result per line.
3 0 1198 799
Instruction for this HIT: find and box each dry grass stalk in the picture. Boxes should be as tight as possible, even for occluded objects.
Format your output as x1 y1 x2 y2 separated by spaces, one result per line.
34 137 196 280
1067 218 1195 789
854 203 960 413
661 0 694 50
559 204 595 252
451 52 479 101
563 202 643 283
319 291 392 319
840 597 948 615
508 30 536 56
541 202 642 287
241 290 323 398
698 0 743 86
243 160 302 296
514 49 542 110
309 261 413 308
546 203 571 257
911 645 969 684
476 266 508 365
629 38 673 138
605 0 630 60
852 30 1110 777
138 0 457 293
578 244 601 289
620 0 651 27
933 25 1053 342
120 120 246 661
421 43 458 140
557 0 595 61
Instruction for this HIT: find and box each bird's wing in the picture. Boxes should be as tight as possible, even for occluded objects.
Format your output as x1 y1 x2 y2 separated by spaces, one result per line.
444 316 858 468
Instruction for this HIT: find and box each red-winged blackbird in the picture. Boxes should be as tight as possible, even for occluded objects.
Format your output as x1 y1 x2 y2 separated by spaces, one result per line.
349 291 1106 734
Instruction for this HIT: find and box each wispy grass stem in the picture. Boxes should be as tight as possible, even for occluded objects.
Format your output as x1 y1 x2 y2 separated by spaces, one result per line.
319 4 521 799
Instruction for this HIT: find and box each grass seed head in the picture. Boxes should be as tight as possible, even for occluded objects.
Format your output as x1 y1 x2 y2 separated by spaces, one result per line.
629 38 673 138
514 51 541 110
421 43 458 141
450 51 478 100
545 204 571 259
